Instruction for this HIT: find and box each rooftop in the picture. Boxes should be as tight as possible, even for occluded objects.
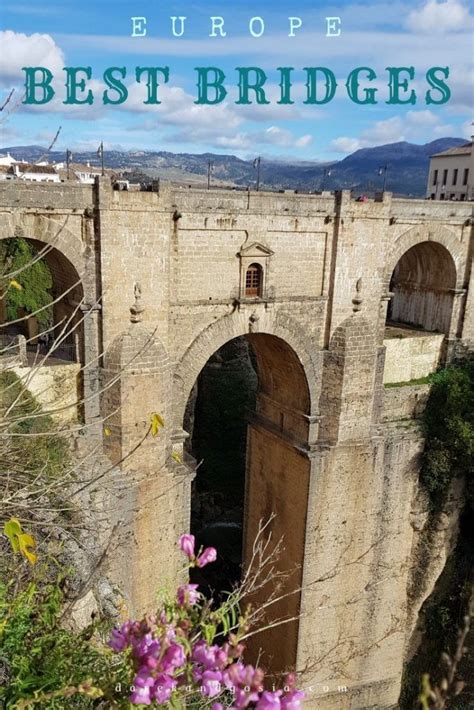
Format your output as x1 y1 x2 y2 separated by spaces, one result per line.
431 141 472 158
14 163 58 174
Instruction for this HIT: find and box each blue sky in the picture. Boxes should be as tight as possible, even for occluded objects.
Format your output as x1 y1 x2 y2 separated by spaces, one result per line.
0 0 472 159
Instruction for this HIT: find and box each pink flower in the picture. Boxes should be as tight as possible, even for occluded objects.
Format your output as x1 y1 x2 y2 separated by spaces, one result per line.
179 533 195 559
177 583 200 606
196 546 217 567
201 670 223 697
109 626 129 652
192 640 219 668
224 662 245 687
162 642 186 672
256 691 282 709
130 674 154 705
152 674 177 703
281 690 305 709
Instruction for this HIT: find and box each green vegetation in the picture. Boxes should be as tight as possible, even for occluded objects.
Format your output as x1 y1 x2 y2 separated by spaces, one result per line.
384 375 432 388
0 374 115 708
420 360 474 506
0 370 69 481
1 238 53 327
0 580 126 709
400 359 474 708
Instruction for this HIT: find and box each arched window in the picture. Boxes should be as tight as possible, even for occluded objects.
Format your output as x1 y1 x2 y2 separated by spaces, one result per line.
245 263 263 298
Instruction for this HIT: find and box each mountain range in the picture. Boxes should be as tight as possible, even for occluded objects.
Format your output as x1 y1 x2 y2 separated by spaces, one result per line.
1 138 467 197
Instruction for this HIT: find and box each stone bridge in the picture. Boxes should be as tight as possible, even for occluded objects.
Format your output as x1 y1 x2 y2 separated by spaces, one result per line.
0 179 473 708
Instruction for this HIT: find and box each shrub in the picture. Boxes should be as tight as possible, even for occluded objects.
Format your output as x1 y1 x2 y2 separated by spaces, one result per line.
0 578 125 709
0 536 304 709
420 361 474 506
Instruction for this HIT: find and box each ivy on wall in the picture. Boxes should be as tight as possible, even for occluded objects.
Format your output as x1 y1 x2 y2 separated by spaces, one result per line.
1 238 53 328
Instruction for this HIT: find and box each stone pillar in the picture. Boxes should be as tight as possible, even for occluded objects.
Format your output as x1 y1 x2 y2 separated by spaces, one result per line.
80 303 102 428
101 289 185 613
296 311 408 708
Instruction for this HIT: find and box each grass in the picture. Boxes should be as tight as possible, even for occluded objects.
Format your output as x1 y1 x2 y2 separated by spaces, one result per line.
385 374 433 388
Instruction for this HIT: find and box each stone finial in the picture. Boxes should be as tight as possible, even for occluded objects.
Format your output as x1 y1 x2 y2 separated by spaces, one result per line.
249 311 259 333
130 282 144 323
352 277 363 312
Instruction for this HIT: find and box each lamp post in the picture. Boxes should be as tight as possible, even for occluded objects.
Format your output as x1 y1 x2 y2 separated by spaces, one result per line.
66 149 72 181
321 167 332 191
207 160 213 190
253 156 261 191
97 142 105 176
378 164 388 192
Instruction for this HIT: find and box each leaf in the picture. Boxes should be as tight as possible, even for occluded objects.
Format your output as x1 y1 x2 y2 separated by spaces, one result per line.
3 517 22 553
150 412 165 437
9 279 22 290
172 451 182 463
104 427 111 437
18 533 37 565
3 517 37 564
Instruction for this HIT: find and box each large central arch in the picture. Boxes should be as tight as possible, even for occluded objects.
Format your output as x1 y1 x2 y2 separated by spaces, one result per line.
175 312 318 676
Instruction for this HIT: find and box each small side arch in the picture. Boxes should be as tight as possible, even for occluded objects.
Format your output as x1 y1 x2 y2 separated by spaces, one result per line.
0 212 87 289
385 223 463 290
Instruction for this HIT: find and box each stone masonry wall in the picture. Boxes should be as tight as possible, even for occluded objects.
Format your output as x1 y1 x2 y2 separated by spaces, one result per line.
0 180 472 709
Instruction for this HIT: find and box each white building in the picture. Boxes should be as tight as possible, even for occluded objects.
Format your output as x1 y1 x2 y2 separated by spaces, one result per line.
0 152 17 167
56 161 117 184
427 141 473 201
0 152 61 183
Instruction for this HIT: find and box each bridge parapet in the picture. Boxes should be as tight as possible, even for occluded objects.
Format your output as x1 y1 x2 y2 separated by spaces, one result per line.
391 196 473 222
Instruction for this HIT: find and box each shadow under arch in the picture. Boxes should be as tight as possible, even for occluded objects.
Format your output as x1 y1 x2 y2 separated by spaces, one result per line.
387 240 457 334
183 330 312 677
1 236 85 362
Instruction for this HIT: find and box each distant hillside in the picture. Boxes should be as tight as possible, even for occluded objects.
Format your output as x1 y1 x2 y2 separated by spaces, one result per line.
1 138 466 196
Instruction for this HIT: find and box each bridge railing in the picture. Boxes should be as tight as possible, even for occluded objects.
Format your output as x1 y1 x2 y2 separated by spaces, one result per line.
0 333 28 366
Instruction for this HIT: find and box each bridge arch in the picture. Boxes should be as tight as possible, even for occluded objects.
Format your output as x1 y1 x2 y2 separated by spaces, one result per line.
1 230 85 361
385 223 464 337
173 310 321 430
174 310 318 675
385 222 463 290
388 241 457 334
0 213 86 285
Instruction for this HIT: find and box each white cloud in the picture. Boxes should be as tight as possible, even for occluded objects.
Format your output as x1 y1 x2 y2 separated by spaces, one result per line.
168 124 313 153
330 110 454 153
296 134 313 148
0 30 64 86
119 86 313 151
461 120 474 139
406 0 473 33
330 137 362 154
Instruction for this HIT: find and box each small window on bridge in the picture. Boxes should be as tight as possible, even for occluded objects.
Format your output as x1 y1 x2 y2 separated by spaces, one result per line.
245 263 263 297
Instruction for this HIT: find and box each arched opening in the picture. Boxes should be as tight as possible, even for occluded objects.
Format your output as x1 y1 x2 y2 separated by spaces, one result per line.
384 241 457 384
183 332 311 675
387 241 456 334
245 263 263 298
0 237 84 364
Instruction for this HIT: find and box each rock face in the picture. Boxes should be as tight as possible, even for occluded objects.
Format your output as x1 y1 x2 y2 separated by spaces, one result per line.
405 478 465 661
